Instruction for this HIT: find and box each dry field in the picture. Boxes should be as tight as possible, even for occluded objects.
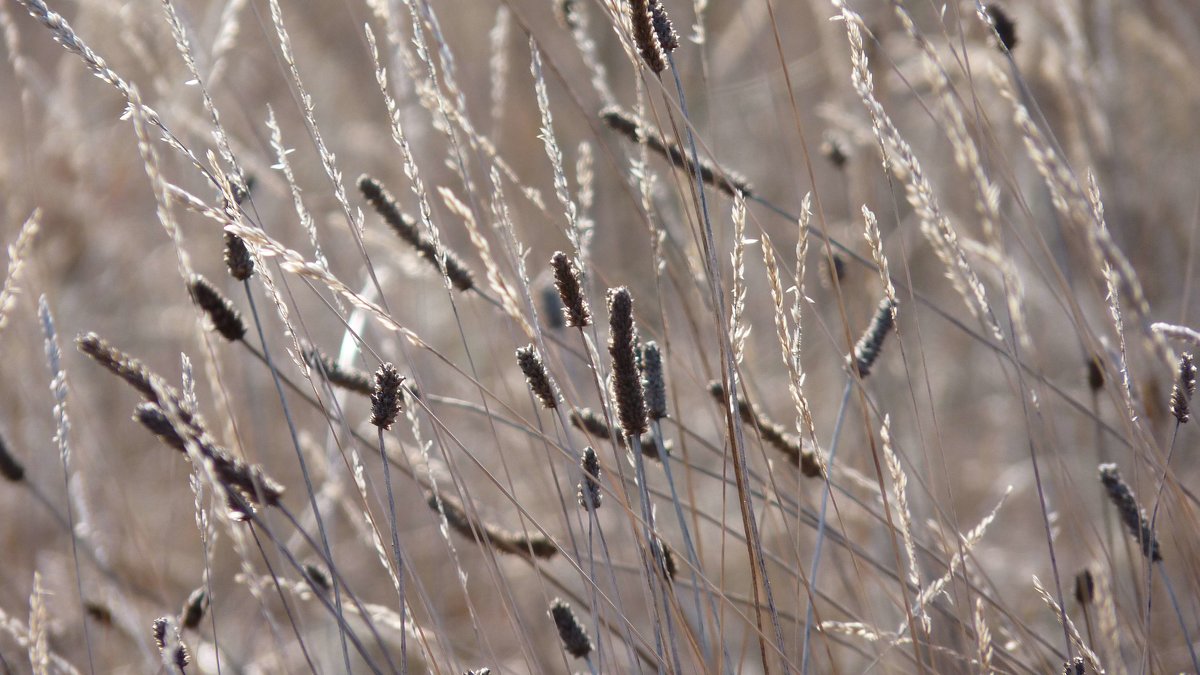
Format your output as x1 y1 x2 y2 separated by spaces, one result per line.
1 0 1199 672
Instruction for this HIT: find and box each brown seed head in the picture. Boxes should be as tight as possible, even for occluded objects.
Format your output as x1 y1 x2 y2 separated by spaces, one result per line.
850 297 897 378
549 598 592 659
181 587 208 630
577 447 602 511
550 252 591 327
371 363 404 430
1170 352 1195 424
1099 463 1161 561
1073 569 1094 606
984 5 1017 51
189 275 246 342
359 174 475 291
640 341 667 420
304 345 374 396
607 287 647 436
223 232 254 281
650 0 678 52
516 344 559 409
629 0 666 73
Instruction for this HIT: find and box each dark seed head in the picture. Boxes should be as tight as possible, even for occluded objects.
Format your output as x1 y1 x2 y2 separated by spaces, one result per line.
223 231 254 281
850 297 897 378
650 0 678 52
550 252 591 328
640 341 667 420
607 287 648 436
1099 463 1162 562
821 134 850 170
152 617 169 652
549 598 592 659
181 587 208 630
577 447 602 511
0 431 25 482
370 363 404 430
1170 353 1195 424
984 5 1017 51
1073 569 1094 606
189 275 246 342
1086 356 1105 391
516 344 558 409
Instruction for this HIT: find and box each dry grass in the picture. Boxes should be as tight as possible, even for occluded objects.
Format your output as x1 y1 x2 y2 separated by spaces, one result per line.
2 0 1200 672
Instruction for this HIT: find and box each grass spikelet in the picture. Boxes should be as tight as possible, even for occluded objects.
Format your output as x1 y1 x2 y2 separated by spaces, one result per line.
358 174 476 292
1170 352 1195 424
550 251 591 327
303 345 373 396
188 275 246 342
516 344 559 410
0 431 25 482
850 297 897 378
28 572 47 675
607 287 648 437
577 447 601 510
549 598 592 659
1098 463 1161 561
427 489 556 559
881 415 924 626
600 106 753 197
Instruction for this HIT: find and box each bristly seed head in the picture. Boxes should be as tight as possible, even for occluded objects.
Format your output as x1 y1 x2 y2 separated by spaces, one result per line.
550 252 591 327
304 344 374 396
821 133 850 170
1062 657 1085 675
577 447 602 511
851 297 897 378
370 363 404 430
1098 463 1162 562
189 275 246 342
607 287 648 436
640 341 667 420
223 231 254 281
516 344 559 409
0 431 25 482
984 4 1017 52
549 598 592 659
1170 352 1195 424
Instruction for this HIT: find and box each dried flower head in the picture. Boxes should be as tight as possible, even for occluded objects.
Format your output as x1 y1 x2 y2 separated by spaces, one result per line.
151 617 169 653
607 287 648 436
428 490 557 559
516 344 558 409
1170 352 1195 424
1063 657 1085 675
850 298 897 378
188 275 245 342
577 447 602 510
550 252 591 327
708 380 820 476
821 133 850 170
549 598 592 659
370 363 404 430
1098 463 1162 561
